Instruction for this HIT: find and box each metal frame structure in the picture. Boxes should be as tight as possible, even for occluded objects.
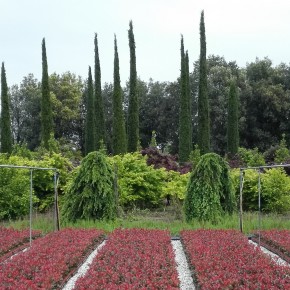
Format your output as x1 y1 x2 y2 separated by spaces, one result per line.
0 165 60 246
239 163 290 245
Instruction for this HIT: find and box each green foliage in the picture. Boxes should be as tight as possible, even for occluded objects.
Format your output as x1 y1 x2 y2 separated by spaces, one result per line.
62 151 116 221
1 62 12 154
238 147 265 167
112 35 127 154
85 66 96 155
127 21 139 153
41 38 54 149
110 153 166 209
231 168 290 213
197 11 210 154
227 79 239 156
184 153 235 223
189 144 201 170
150 131 157 148
274 134 290 163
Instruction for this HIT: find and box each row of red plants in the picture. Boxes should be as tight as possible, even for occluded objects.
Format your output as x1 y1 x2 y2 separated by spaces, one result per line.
0 228 104 289
252 229 290 263
75 228 179 289
0 227 41 262
181 229 290 289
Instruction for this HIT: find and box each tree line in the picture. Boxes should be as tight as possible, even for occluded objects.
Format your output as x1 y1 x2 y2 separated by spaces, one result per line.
1 13 290 160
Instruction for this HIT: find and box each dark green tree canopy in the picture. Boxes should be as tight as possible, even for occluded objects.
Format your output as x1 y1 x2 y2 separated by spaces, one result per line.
62 151 116 221
1 62 12 153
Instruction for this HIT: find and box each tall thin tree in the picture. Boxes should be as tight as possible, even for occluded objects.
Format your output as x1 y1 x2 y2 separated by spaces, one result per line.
179 36 191 162
127 20 139 152
94 33 106 149
112 35 127 155
85 66 96 155
185 50 192 150
0 62 12 153
41 38 53 149
197 10 210 154
227 79 239 156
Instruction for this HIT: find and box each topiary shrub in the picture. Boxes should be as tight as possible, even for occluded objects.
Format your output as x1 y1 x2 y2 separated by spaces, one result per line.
184 153 235 223
62 151 116 221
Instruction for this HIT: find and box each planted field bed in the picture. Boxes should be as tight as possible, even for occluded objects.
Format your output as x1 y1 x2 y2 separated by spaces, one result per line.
252 229 290 263
0 228 104 289
0 227 41 263
181 229 290 289
74 228 179 289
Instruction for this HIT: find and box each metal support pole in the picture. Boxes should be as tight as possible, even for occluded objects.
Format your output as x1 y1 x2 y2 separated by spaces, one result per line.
258 168 261 246
29 169 33 247
239 169 244 233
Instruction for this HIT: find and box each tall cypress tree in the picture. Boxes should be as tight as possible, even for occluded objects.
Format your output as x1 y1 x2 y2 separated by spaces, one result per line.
127 20 139 152
0 62 12 153
85 66 96 155
227 79 239 156
185 50 192 150
94 33 106 149
112 35 127 155
41 38 53 149
179 36 192 162
197 10 210 154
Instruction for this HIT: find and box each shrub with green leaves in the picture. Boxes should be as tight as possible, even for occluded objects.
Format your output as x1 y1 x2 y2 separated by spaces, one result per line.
62 151 116 221
238 147 265 167
110 153 166 209
184 153 235 223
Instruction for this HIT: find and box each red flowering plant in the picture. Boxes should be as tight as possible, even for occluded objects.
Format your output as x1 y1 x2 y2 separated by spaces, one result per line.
0 228 104 289
0 227 41 262
181 229 290 289
75 228 179 289
252 229 290 263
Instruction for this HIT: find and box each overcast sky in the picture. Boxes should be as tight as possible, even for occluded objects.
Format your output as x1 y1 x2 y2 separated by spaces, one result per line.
1 0 290 87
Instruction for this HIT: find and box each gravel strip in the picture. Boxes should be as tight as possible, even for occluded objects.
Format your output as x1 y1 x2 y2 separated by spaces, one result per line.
171 240 195 290
249 240 289 267
62 240 107 290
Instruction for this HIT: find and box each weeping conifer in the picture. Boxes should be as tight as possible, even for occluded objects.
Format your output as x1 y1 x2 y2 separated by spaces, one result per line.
127 20 139 152
0 62 12 153
179 36 191 162
41 38 54 149
112 35 127 155
197 11 210 154
85 66 96 155
94 33 106 149
227 79 239 156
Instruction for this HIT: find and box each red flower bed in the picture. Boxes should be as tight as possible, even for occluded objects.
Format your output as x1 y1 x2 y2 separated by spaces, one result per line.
75 228 179 289
0 228 104 289
0 227 41 261
252 230 290 263
181 229 290 289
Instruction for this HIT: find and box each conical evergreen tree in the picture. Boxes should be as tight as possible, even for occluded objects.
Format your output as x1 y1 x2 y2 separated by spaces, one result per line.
41 38 54 149
94 33 106 150
179 36 191 162
112 35 127 155
185 50 192 150
0 62 12 153
197 11 210 154
85 66 96 155
127 20 139 152
227 79 239 156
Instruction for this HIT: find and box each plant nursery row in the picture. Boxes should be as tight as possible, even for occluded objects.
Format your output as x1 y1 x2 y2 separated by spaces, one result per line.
0 227 289 289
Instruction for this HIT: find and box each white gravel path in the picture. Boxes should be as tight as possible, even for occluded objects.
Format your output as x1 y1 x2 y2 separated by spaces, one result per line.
171 240 195 290
62 240 107 290
248 240 289 267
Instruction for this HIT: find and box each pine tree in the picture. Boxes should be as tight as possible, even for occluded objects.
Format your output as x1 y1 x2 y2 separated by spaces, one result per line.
112 35 127 155
127 20 139 152
227 79 239 156
85 66 96 155
94 33 106 150
0 62 12 153
197 11 210 154
41 38 54 149
179 36 191 162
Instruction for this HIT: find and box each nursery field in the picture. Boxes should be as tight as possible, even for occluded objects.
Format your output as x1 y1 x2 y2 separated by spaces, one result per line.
0 227 289 289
